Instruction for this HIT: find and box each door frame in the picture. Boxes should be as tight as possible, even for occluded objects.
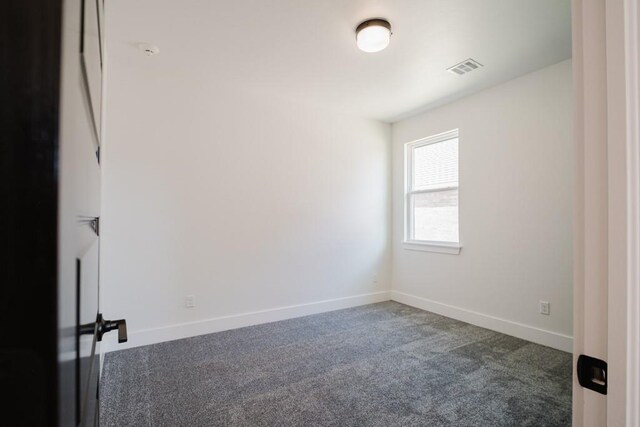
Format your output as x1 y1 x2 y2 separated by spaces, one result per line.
608 0 640 425
573 0 640 425
622 1 640 425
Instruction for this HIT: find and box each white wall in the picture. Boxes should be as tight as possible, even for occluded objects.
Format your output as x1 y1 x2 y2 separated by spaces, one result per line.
101 56 391 350
102 55 572 352
391 60 573 350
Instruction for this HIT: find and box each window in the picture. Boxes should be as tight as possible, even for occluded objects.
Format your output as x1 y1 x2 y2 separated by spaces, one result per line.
404 129 460 254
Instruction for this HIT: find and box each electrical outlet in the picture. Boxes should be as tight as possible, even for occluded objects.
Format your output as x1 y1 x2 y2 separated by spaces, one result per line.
373 275 378 284
539 301 550 315
185 295 195 308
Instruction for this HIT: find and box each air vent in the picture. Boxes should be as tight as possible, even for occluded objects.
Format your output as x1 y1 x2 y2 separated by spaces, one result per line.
447 58 483 75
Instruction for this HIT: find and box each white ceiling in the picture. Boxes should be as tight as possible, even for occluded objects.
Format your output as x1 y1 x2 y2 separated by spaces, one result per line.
107 0 571 123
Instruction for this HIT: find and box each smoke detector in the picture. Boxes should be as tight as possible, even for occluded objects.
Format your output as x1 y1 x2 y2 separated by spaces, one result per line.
447 58 483 75
137 43 160 56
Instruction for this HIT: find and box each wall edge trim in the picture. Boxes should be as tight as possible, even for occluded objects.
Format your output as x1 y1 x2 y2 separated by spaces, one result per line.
102 290 392 353
390 290 573 352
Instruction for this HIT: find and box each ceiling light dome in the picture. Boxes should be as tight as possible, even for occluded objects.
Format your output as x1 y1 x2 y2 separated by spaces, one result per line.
356 19 392 53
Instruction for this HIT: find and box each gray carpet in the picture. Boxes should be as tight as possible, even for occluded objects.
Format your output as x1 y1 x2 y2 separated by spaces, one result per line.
100 302 572 426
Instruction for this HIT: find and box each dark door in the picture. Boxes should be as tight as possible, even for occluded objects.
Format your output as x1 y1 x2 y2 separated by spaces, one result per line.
1 0 125 425
0 0 63 423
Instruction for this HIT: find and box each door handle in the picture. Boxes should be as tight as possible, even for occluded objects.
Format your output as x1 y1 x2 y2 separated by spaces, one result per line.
99 318 128 343
79 314 128 343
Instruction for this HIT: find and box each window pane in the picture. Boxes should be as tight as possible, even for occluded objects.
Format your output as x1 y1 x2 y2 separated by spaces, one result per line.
412 189 458 242
413 138 458 191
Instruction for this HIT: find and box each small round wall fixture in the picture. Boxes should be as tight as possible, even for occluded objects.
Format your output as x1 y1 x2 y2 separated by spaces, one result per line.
356 19 392 53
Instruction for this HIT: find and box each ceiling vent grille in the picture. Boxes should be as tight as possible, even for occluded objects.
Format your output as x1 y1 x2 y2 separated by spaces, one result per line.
447 58 483 75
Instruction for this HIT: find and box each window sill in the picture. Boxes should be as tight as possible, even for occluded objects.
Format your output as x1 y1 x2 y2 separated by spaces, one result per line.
402 241 462 255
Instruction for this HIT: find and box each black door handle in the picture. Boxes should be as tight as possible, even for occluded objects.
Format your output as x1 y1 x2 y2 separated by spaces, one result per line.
100 318 128 343
79 314 128 344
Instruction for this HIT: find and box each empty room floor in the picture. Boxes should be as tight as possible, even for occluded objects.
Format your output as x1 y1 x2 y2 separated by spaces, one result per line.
100 302 572 426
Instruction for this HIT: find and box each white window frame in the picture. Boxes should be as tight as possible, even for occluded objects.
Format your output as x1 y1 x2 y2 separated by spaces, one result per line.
403 129 461 254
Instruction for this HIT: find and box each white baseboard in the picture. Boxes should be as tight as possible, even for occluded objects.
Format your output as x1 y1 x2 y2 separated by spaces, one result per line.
103 289 573 354
390 290 573 352
102 291 391 353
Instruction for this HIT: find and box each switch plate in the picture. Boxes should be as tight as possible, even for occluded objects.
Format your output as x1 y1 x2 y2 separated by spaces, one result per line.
539 301 550 315
185 295 195 308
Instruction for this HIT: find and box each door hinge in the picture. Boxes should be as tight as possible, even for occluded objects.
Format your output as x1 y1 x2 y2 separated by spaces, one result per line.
78 216 99 236
90 217 99 236
577 354 607 395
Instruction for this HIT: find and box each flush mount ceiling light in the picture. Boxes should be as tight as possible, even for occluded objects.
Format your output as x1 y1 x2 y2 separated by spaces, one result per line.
356 19 391 53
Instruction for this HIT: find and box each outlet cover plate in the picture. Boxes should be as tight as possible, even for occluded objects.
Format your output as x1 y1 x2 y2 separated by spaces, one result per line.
185 295 195 308
539 301 550 315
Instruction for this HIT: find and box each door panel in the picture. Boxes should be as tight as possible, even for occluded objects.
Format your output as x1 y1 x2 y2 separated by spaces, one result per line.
59 0 105 424
77 233 100 426
80 0 104 149
3 0 118 423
